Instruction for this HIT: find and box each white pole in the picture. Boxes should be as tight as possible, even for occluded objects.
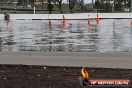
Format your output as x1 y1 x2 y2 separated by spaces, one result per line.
112 2 114 13
34 7 36 14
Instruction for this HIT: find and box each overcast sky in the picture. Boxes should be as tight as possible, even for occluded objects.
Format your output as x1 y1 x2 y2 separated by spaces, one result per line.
63 0 95 3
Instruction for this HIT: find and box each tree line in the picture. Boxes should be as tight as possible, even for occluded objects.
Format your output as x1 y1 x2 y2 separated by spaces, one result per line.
0 0 131 13
17 0 86 13
94 0 131 12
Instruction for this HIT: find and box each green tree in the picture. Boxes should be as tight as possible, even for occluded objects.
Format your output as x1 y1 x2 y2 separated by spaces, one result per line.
77 0 84 12
17 0 28 6
103 2 112 12
53 0 63 13
114 0 122 11
127 0 131 7
41 0 44 9
94 0 101 9
29 0 34 3
94 0 104 12
17 0 22 5
69 0 77 13
47 0 53 14
0 0 4 2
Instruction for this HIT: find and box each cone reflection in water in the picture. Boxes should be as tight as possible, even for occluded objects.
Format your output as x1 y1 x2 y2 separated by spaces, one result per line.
49 20 52 29
7 21 9 26
5 20 10 27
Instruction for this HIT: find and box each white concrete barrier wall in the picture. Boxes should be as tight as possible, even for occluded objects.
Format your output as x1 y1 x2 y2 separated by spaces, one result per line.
0 13 131 20
0 14 4 20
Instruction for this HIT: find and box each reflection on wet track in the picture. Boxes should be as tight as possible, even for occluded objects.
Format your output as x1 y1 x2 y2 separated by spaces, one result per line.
0 19 132 52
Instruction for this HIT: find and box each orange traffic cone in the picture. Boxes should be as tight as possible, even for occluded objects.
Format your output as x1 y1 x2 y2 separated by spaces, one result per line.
96 14 100 24
88 16 90 27
62 15 66 28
